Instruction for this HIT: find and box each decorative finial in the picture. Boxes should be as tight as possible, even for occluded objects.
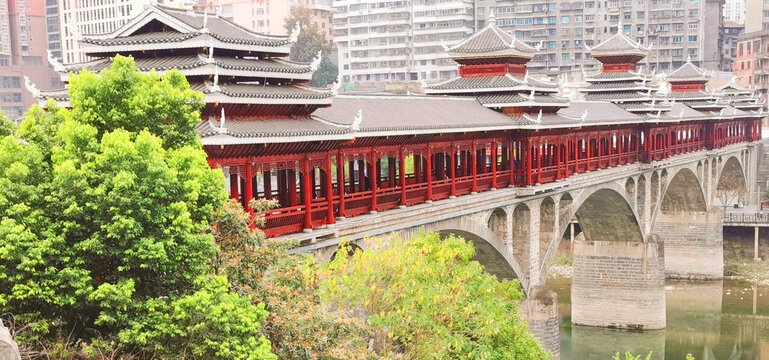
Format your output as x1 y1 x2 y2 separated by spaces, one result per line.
686 54 692 64
719 108 725 116
584 44 592 52
310 50 322 71
536 109 543 123
351 109 363 131
678 109 685 118
218 107 226 134
289 23 301 43
535 40 544 51
209 66 220 92
581 109 588 122
47 49 64 72
529 89 535 100
67 25 83 41
207 38 215 63
488 7 496 24
617 18 622 32
330 74 342 95
216 4 222 18
24 76 40 98
440 39 450 52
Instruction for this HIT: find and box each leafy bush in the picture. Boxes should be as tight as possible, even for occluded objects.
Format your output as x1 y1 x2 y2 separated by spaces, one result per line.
0 56 274 359
315 232 550 360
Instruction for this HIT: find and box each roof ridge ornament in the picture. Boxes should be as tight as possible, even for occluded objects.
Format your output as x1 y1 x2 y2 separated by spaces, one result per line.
66 25 83 41
23 76 40 98
536 109 542 123
310 50 322 72
209 66 221 92
201 8 209 34
207 38 215 64
218 107 226 134
47 49 64 72
581 109 588 122
331 75 342 95
529 89 535 100
488 7 496 24
215 4 222 18
678 108 685 118
686 54 692 64
351 108 363 131
440 39 450 52
289 23 301 43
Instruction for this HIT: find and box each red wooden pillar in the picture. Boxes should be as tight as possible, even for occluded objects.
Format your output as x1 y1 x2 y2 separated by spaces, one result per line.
536 140 542 184
388 157 396 188
336 151 346 218
229 166 239 200
263 170 272 200
450 147 456 197
554 140 560 180
325 155 334 225
370 150 378 213
491 141 498 189
471 142 478 193
509 141 515 185
426 147 433 201
302 158 312 231
525 139 533 185
245 163 253 214
399 147 407 207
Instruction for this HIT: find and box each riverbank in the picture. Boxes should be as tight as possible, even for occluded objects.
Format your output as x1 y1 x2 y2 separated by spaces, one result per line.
724 260 769 286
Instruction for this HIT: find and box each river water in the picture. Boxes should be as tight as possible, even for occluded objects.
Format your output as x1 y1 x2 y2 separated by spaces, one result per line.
547 276 769 360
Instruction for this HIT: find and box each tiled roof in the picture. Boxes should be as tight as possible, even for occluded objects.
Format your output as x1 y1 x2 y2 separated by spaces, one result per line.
584 71 650 82
477 93 569 107
82 5 293 48
584 91 650 101
63 56 312 76
424 74 557 94
198 117 349 139
583 81 651 91
38 88 70 101
666 58 708 82
191 83 333 100
447 23 535 60
667 91 713 99
313 95 526 133
589 31 649 58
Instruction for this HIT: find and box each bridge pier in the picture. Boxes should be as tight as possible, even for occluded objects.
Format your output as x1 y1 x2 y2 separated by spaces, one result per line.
571 235 666 330
520 285 560 360
656 208 723 279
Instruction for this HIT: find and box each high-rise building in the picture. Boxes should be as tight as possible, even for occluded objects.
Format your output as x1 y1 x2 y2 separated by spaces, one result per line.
723 0 745 24
475 0 725 73
722 21 744 71
0 0 60 118
46 0 62 61
333 0 475 83
58 0 187 64
734 29 769 102
745 0 768 32
196 0 333 41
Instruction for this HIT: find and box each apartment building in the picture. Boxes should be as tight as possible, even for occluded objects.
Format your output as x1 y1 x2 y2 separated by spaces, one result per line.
59 0 189 64
723 0 744 24
734 30 769 102
745 0 769 32
334 0 475 83
0 0 60 118
46 0 61 61
475 0 724 73
197 0 333 41
722 21 743 71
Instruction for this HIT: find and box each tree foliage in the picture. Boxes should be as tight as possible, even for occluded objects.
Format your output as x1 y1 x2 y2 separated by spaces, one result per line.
0 57 273 359
0 111 15 137
316 232 550 360
212 199 372 360
285 6 338 87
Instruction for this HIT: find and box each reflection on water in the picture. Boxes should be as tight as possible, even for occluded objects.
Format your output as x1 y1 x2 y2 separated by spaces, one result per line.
547 276 769 360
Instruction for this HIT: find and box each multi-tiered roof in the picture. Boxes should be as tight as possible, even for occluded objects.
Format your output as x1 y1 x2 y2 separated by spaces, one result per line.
37 5 335 132
423 14 568 117
580 28 673 114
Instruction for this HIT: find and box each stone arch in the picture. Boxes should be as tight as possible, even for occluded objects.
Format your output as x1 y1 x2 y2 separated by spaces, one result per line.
538 193 575 281
697 161 703 181
651 171 660 213
539 197 556 268
636 174 647 230
658 167 707 215
487 207 508 243
436 229 518 281
569 187 665 329
625 177 636 201
513 203 531 286
716 156 748 207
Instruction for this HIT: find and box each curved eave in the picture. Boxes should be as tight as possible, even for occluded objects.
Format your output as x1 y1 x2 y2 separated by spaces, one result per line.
580 86 652 92
483 102 569 108
62 63 313 82
202 132 354 145
81 36 291 57
424 86 558 95
203 92 333 105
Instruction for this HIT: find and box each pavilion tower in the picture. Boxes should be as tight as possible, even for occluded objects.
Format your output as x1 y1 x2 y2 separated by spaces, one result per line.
664 56 725 112
581 25 671 115
423 12 568 117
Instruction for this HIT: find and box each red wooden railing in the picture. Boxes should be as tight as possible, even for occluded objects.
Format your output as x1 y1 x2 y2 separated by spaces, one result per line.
249 120 760 237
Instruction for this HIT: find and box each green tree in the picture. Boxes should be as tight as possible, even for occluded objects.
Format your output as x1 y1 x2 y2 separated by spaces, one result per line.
316 232 550 360
0 57 274 359
285 6 338 87
0 111 15 137
212 199 372 360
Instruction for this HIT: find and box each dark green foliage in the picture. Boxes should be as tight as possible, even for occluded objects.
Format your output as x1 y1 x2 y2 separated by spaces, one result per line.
285 6 338 87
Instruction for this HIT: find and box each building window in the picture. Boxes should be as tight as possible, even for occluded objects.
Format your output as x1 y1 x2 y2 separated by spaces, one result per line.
637 11 644 19
575 15 582 22
562 53 570 60
672 49 683 56
688 35 698 42
562 16 569 23
624 25 631 34
0 93 22 103
0 77 21 89
549 41 556 49
562 41 570 48
688 22 698 29
672 36 683 43
624 12 631 20
637 24 644 32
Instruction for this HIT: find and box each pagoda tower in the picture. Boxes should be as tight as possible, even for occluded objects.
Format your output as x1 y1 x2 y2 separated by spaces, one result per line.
423 12 568 117
664 56 725 112
580 25 671 115
39 4 334 124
